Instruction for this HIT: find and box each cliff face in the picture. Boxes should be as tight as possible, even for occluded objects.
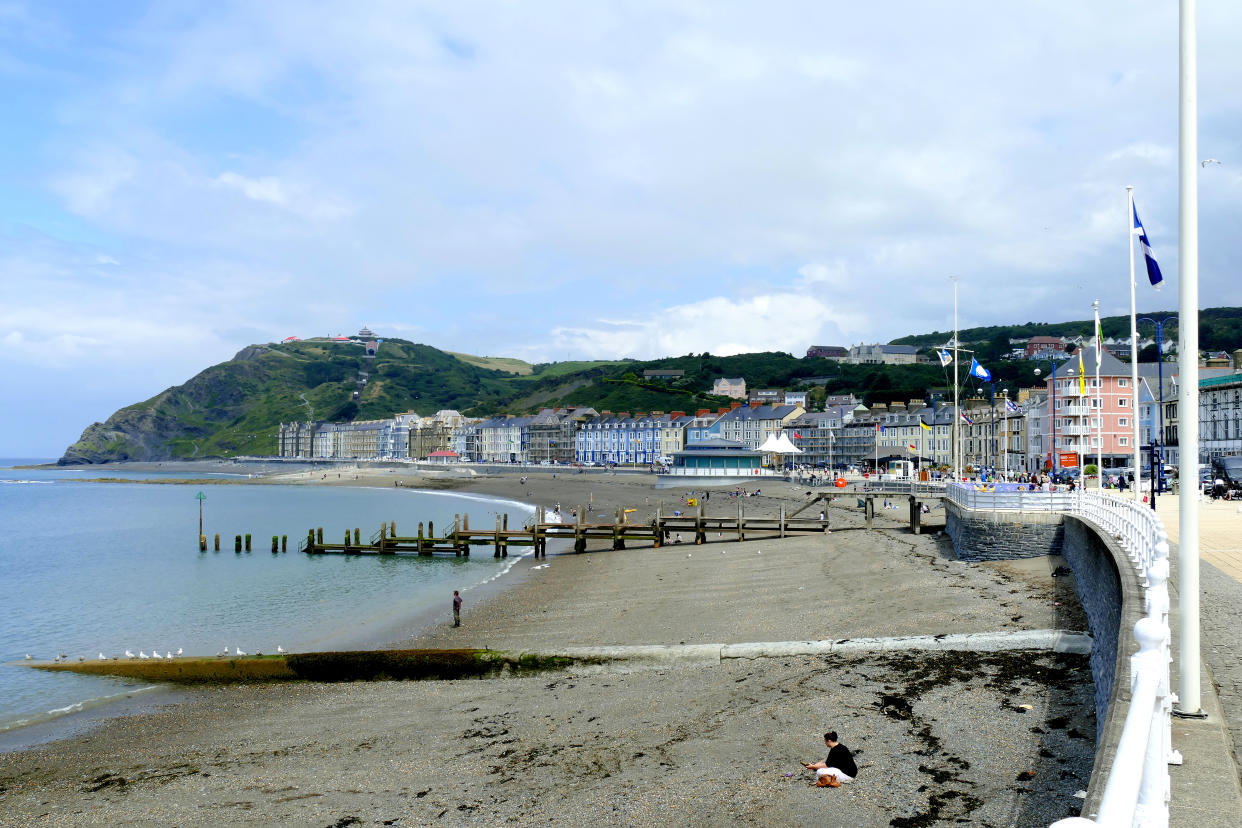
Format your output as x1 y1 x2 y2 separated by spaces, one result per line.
59 348 275 464
56 339 520 464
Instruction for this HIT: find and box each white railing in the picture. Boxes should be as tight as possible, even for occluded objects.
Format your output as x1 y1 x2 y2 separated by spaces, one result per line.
948 485 1176 827
946 483 1077 512
659 467 779 477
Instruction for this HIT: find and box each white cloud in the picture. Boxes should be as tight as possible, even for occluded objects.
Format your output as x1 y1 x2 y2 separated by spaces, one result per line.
214 172 286 205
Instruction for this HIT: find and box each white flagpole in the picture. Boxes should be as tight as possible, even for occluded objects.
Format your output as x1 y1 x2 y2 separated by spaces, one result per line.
1127 187 1142 502
952 276 960 481
1177 0 1202 716
1094 301 1104 490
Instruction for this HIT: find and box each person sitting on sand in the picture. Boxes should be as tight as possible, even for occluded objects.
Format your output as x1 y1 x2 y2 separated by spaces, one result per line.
802 731 858 787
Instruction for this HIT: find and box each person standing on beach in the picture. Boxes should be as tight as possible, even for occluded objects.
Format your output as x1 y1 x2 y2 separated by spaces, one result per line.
803 731 858 787
452 590 462 627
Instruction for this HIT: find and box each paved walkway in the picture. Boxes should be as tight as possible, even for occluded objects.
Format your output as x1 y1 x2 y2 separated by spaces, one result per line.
1137 492 1242 823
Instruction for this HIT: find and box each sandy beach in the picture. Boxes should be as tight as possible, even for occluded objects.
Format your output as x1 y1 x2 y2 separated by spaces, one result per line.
0 466 1095 826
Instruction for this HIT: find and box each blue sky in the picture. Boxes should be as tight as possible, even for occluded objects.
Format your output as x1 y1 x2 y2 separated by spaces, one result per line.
3 1 1241 457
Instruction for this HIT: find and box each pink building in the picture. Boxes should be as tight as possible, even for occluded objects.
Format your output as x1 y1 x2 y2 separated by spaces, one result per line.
1045 347 1138 471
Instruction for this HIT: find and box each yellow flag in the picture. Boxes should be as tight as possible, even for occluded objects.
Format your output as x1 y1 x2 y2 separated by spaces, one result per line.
1078 351 1086 395
919 421 932 431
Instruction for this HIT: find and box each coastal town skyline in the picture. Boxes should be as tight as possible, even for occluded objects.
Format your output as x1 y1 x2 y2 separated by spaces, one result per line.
4 2 1242 456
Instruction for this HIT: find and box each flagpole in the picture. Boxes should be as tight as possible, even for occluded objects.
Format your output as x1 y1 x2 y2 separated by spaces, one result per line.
1127 187 1142 502
1094 300 1103 491
951 275 960 481
1176 0 1203 717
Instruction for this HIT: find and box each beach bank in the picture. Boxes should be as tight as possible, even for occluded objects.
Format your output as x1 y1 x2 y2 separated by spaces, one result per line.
0 466 1095 825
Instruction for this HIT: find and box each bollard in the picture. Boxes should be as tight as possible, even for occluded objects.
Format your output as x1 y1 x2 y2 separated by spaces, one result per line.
214 533 220 551
199 534 207 551
317 527 323 544
245 533 251 552
345 530 351 549
272 535 279 553
235 534 242 552
281 535 287 553
354 528 360 545
391 520 397 535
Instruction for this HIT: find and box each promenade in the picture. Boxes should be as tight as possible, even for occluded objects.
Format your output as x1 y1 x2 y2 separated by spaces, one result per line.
1150 492 1242 818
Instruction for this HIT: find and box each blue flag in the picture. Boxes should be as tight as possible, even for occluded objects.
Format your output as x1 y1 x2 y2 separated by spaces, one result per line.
1132 201 1163 288
1005 398 1018 413
969 358 991 382
937 349 953 366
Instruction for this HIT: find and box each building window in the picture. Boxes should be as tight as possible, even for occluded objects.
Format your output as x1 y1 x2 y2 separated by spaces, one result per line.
1118 398 1127 407
1120 437 1130 446
1119 378 1128 387
1119 418 1129 427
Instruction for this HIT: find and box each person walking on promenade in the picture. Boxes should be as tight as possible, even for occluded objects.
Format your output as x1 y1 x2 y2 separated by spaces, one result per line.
452 590 462 627
803 731 858 787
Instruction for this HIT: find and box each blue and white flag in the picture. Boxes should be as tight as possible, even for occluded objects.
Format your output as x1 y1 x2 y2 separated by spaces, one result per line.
937 349 953 366
969 358 991 382
1005 398 1019 413
1132 201 1164 289
960 411 975 426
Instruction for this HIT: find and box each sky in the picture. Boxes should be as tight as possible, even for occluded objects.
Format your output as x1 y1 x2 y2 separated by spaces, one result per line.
2 1 1240 457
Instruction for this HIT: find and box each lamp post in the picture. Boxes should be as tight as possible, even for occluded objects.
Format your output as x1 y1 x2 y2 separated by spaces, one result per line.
1033 360 1059 475
1137 315 1178 502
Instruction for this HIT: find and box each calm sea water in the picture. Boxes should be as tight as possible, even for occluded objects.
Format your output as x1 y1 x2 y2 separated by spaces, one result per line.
0 460 531 737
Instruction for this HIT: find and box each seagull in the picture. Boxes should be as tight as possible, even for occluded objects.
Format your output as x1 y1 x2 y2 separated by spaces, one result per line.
175 648 183 657
125 650 135 659
1201 158 1222 167
216 651 225 658
24 653 32 660
235 647 246 656
165 652 173 661
99 652 107 660
152 650 162 659
78 656 85 662
53 655 61 663
276 646 285 653
139 651 149 659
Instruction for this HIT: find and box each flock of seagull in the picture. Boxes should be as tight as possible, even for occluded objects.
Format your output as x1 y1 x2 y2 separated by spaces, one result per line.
25 645 287 662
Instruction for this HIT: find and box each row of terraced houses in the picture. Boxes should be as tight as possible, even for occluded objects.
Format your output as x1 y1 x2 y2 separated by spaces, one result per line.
278 348 1242 472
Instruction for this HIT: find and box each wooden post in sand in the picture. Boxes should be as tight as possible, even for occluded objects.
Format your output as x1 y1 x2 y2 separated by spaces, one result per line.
653 505 662 548
695 502 705 545
533 507 543 558
779 505 786 539
613 507 625 550
454 515 462 556
575 506 586 553
737 504 745 542
494 515 502 558
908 496 921 535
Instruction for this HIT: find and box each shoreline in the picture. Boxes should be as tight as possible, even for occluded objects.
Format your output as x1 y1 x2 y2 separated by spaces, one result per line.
0 462 1098 825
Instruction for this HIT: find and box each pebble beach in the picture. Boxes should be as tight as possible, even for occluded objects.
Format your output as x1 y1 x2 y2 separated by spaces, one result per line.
0 466 1096 826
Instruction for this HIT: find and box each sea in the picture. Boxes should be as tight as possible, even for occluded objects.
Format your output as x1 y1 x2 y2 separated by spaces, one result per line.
0 459 532 746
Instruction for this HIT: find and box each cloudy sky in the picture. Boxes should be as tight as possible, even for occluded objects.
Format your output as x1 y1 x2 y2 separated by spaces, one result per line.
3 1 1240 456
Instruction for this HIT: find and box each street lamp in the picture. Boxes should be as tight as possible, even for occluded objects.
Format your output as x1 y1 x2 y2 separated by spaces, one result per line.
1032 359 1059 475
1137 315 1178 503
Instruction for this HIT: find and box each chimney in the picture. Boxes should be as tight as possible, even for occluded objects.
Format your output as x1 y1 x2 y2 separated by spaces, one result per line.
696 409 709 417
671 411 686 419
650 410 664 416
718 407 730 415
730 401 743 410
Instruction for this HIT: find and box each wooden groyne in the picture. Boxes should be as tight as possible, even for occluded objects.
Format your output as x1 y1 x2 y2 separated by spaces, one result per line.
296 500 850 559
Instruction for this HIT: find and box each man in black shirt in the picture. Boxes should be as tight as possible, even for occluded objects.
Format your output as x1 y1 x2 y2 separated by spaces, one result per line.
803 731 857 787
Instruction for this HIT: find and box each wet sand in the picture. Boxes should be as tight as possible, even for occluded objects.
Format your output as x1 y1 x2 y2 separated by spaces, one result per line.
0 467 1095 826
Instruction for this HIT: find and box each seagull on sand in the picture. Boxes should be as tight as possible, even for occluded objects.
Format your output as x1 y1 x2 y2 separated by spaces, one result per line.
24 653 32 660
125 650 135 659
165 652 173 661
139 651 149 659
152 650 162 659
235 647 246 656
175 648 183 656
276 646 285 653
99 652 107 660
